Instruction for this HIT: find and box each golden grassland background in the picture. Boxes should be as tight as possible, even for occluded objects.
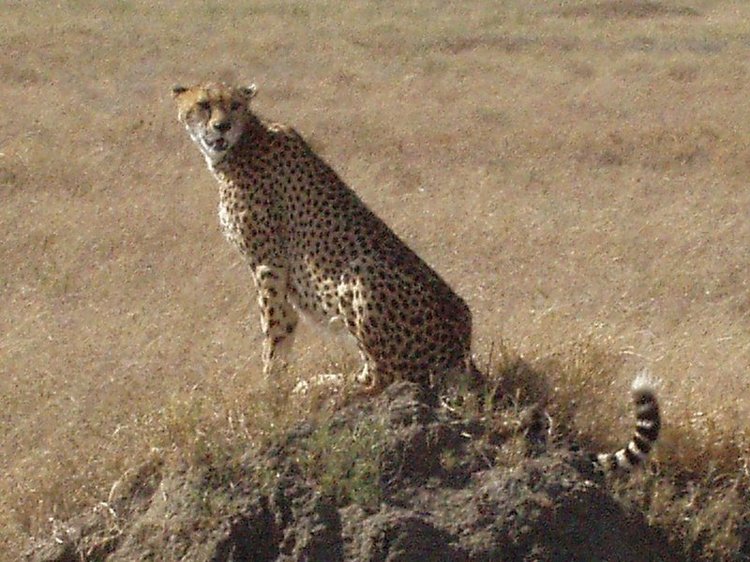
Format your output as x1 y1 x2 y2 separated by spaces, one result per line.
2 0 750 558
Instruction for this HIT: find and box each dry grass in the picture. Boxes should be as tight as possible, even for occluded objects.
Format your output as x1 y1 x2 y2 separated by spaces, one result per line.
2 0 750 559
538 341 750 559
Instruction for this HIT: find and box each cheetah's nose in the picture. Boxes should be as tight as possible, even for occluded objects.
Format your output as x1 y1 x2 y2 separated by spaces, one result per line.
213 120 231 133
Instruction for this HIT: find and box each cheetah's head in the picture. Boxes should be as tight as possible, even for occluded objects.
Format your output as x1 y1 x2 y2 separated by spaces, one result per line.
172 82 257 165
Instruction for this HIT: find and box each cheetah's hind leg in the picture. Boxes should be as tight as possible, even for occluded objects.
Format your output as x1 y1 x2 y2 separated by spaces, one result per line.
291 372 346 396
353 359 389 396
293 353 375 397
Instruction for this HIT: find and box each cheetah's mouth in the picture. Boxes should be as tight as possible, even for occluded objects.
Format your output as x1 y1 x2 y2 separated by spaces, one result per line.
207 138 229 152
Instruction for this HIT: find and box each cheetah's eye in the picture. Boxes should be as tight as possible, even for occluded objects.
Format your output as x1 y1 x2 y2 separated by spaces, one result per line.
230 101 242 111
197 101 210 111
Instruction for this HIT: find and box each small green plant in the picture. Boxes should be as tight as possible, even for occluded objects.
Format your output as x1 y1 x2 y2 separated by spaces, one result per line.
439 449 459 472
299 417 387 509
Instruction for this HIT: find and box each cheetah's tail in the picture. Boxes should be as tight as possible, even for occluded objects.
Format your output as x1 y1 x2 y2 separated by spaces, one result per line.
595 373 661 473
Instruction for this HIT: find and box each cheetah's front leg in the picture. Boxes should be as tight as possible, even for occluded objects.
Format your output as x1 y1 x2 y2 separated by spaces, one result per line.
254 264 299 380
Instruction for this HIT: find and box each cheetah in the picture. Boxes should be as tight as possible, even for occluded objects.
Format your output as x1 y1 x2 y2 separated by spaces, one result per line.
172 82 483 393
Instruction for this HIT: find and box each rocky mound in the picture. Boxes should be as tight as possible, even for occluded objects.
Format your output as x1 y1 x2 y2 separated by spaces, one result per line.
28 382 679 562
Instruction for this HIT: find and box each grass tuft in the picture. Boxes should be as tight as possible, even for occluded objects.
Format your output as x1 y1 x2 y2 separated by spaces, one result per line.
299 417 387 509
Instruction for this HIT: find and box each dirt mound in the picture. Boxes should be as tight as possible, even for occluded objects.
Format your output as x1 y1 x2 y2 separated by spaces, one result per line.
28 382 678 562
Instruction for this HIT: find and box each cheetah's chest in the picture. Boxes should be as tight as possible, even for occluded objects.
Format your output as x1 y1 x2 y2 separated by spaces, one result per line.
217 200 246 249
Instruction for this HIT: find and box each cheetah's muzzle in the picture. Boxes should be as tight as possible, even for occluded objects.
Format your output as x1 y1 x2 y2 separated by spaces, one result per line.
209 138 228 151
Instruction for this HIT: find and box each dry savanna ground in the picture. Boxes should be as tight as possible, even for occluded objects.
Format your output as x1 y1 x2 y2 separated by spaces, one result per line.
2 0 750 559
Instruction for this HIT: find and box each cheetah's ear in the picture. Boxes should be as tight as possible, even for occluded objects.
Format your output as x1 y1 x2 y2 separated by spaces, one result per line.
239 83 258 100
171 84 188 98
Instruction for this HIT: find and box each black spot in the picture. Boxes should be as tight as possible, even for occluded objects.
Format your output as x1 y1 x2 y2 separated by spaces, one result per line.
624 446 641 467
638 423 660 442
632 434 652 454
